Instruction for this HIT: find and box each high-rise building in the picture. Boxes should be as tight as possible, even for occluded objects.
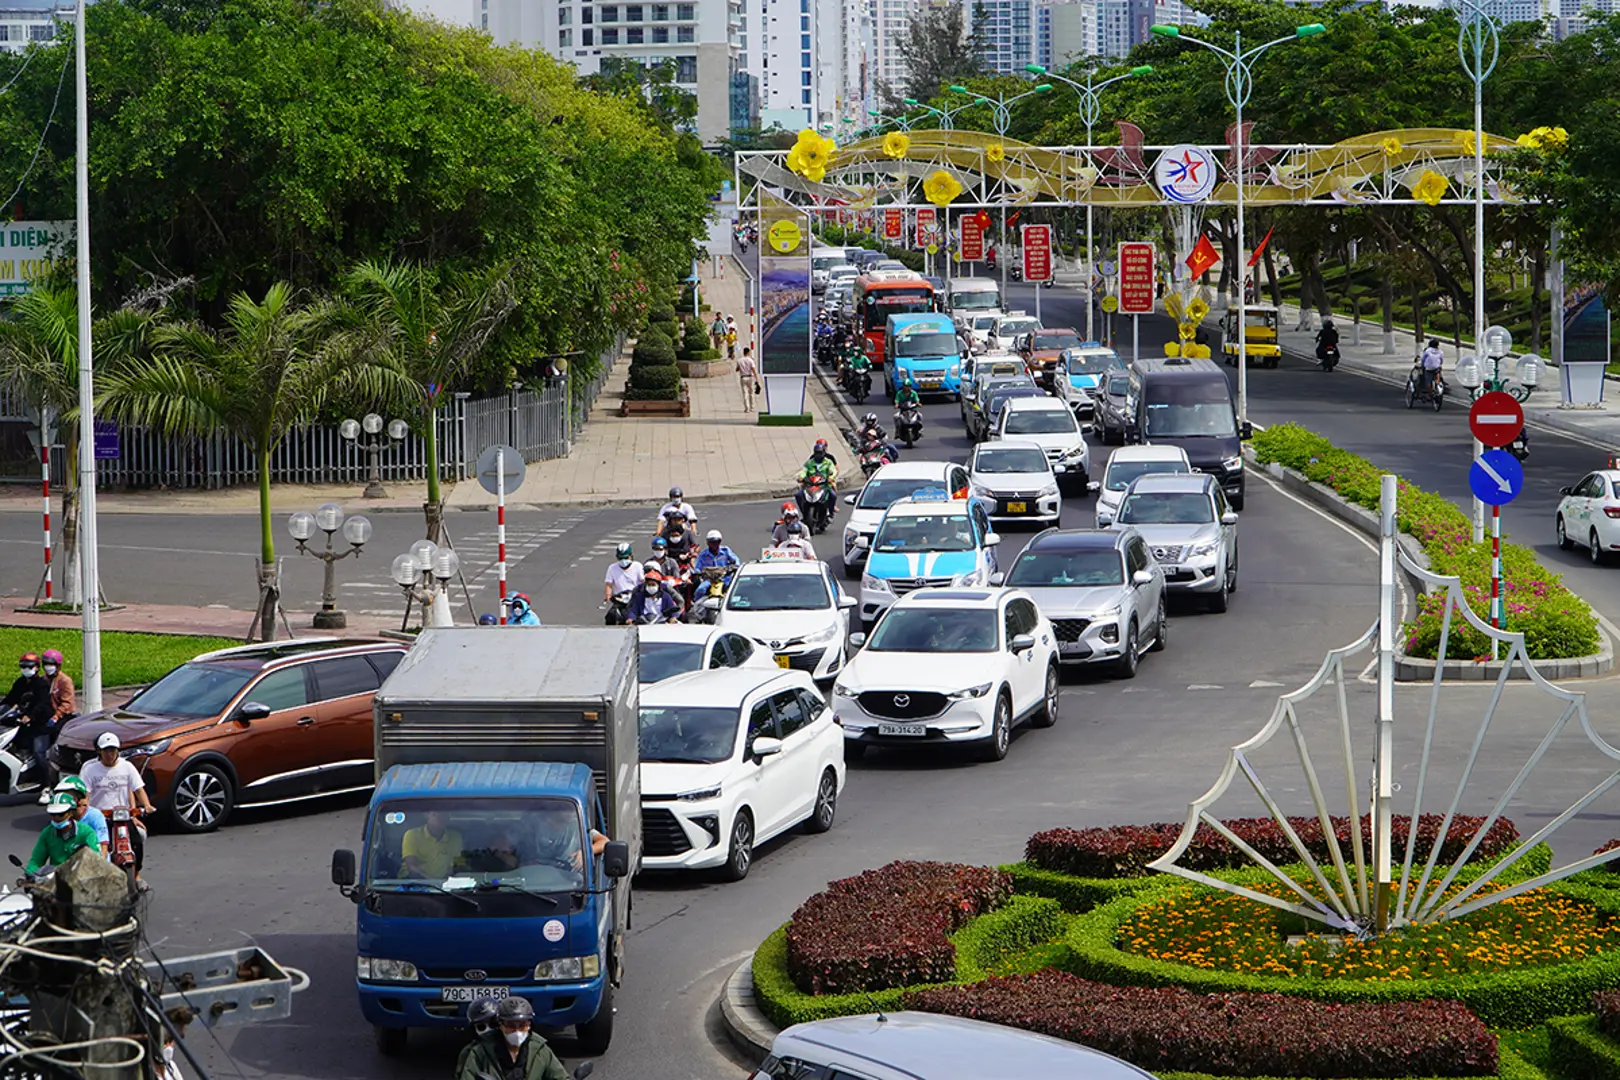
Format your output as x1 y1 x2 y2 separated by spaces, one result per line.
1043 0 1095 65
872 0 921 94
973 0 1039 73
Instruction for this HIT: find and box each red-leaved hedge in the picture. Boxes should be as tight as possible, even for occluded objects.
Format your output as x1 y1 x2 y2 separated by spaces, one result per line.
1026 814 1520 879
908 971 1498 1078
1596 989 1620 1039
785 861 1012 995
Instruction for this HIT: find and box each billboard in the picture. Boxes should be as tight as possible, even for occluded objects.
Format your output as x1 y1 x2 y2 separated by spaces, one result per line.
0 221 70 297
1564 284 1610 365
1118 242 1156 315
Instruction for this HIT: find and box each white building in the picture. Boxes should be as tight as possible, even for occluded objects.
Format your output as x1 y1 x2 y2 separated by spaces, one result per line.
872 0 920 92
974 0 1038 73
0 6 57 53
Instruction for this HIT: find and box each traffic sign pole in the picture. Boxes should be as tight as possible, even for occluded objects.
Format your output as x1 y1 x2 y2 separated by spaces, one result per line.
497 461 507 625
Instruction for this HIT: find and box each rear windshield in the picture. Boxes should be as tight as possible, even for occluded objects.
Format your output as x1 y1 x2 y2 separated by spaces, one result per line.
1035 332 1083 351
895 332 959 358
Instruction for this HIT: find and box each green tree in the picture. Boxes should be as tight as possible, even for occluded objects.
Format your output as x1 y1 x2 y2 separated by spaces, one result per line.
887 3 986 106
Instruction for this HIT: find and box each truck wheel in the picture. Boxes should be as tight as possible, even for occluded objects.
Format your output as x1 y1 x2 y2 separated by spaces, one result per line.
575 979 615 1055
374 1026 407 1058
720 810 754 881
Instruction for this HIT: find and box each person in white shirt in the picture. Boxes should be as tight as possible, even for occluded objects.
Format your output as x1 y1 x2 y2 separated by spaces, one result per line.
1419 338 1445 395
656 486 697 536
80 732 156 886
603 542 645 624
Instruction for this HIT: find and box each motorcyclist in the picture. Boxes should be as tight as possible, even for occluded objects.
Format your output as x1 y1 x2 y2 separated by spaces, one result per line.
796 439 840 521
454 996 569 1080
856 412 887 446
771 505 804 546
656 486 697 537
624 566 682 624
604 541 643 602
454 999 501 1077
25 791 102 875
773 520 817 559
3 652 51 784
662 510 697 565
694 530 740 584
648 536 682 582
1315 319 1340 362
894 376 922 411
507 593 542 626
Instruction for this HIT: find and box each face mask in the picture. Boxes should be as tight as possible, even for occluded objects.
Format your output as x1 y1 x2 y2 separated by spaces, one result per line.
163 1045 176 1064
19 666 35 676
619 558 632 568
54 820 74 834
43 665 57 676
504 1030 527 1048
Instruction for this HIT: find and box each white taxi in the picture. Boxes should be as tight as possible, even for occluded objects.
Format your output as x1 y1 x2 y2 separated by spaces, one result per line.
717 553 857 682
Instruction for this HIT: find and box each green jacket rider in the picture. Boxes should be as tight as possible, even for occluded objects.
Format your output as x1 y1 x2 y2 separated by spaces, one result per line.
894 378 921 408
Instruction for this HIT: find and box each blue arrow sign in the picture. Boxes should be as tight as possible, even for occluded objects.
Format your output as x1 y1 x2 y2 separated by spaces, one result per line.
1469 449 1524 506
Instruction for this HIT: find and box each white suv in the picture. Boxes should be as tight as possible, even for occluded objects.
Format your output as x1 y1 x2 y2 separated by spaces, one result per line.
638 668 845 881
832 587 1059 762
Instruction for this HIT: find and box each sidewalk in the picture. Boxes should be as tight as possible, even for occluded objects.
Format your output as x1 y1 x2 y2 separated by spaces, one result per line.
446 255 849 510
0 599 400 639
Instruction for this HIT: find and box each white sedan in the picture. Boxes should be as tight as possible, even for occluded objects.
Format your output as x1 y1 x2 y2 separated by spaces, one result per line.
638 624 779 683
1556 469 1620 564
717 556 857 681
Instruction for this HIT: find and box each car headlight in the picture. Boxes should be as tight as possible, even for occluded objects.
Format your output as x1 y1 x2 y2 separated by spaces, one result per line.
1222 455 1244 473
125 737 173 758
862 575 892 593
1062 445 1086 461
534 955 600 981
358 957 419 982
1189 539 1222 556
949 682 994 699
806 623 841 644
677 785 723 802
1038 483 1060 498
953 568 986 587
1090 605 1122 623
833 682 860 698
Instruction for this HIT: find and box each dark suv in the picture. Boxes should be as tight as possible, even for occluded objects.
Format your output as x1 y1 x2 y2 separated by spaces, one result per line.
53 639 407 833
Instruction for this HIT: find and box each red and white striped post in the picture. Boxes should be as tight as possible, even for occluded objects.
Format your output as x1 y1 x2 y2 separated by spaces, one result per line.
1491 503 1502 631
40 442 50 600
497 456 508 624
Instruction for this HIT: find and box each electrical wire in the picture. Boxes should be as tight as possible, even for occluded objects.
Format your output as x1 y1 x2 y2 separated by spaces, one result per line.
0 46 70 223
137 925 250 1080
0 47 39 100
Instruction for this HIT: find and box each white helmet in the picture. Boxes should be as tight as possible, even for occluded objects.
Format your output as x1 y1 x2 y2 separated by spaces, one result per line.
706 529 723 542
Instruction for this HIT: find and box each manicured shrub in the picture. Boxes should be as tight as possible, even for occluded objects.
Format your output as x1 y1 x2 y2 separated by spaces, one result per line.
631 329 677 368
679 319 713 363
1598 988 1620 1038
784 861 1012 995
1025 814 1519 879
908 970 1498 1079
628 364 680 392
1549 1014 1620 1080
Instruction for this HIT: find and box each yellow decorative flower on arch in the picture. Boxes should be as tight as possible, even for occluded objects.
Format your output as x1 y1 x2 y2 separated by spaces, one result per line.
787 128 837 183
986 144 1006 164
1411 170 1449 207
923 169 964 208
882 131 910 159
1380 136 1403 157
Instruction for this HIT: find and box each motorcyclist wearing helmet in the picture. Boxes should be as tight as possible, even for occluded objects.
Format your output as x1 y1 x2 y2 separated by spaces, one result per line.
508 593 542 626
647 536 681 582
454 999 502 1077
656 486 697 537
53 774 108 854
894 375 922 410
771 505 804 546
454 996 570 1080
796 439 840 520
662 510 696 563
856 412 887 446
693 529 740 584
41 648 73 757
774 519 817 559
624 565 682 624
3 652 51 783
604 541 644 603
25 792 102 876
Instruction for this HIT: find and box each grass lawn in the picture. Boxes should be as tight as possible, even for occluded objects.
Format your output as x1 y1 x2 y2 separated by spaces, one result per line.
0 627 242 689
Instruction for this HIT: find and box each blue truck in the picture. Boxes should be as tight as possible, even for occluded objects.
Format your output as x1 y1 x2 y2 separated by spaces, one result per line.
331 627 641 1057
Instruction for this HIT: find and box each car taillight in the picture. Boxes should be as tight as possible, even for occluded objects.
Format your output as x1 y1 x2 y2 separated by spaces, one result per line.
1605 507 1620 519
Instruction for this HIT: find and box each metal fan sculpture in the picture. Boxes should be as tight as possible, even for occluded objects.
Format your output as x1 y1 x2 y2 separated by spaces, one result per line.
1149 475 1620 935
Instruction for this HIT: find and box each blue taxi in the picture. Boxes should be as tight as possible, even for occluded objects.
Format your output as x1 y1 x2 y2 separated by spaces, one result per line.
858 490 1001 623
1053 342 1125 423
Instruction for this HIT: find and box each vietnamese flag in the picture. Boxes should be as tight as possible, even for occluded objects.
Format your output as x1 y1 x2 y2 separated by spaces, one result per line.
1186 234 1220 278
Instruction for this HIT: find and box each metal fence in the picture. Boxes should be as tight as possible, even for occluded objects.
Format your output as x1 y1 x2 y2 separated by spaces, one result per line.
23 338 621 489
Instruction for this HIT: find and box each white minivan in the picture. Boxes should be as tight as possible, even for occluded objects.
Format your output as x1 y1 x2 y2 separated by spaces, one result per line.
946 277 1002 317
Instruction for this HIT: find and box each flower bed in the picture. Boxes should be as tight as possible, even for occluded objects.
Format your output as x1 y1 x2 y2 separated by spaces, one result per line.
907 970 1498 1079
1252 424 1599 660
1025 815 1519 879
784 860 1011 995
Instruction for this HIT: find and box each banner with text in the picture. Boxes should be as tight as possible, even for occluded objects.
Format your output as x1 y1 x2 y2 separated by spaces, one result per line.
1118 242 1156 315
0 221 70 297
883 208 904 243
1021 225 1052 283
916 207 937 248
961 215 986 262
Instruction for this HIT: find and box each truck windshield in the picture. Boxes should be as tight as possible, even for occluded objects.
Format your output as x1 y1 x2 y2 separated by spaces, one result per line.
895 332 958 358
364 797 586 897
639 706 739 764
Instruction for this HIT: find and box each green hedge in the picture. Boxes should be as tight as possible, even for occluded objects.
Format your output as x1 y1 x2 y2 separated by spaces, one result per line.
1252 423 1600 660
629 364 681 391
1549 1015 1620 1080
1156 1047 1544 1080
632 331 677 367
1055 878 1620 1027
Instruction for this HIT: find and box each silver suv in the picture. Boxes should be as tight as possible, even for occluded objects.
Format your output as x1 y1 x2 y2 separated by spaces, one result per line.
1109 472 1238 612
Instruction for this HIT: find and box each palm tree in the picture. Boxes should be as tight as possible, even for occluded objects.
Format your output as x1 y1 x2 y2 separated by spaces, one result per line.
344 260 515 541
0 285 162 609
98 283 378 639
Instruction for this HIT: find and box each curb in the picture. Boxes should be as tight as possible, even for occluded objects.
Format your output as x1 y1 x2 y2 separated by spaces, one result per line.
719 957 775 1066
1251 451 1614 682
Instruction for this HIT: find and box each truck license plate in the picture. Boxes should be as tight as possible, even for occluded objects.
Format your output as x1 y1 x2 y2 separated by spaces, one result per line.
441 986 508 1003
878 723 924 737
775 654 791 668
1007 501 1026 514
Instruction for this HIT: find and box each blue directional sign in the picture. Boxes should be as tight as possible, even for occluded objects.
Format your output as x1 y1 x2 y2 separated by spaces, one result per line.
1469 449 1525 506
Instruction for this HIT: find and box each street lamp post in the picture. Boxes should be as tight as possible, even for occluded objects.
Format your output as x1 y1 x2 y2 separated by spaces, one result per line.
1149 23 1326 432
390 540 460 631
902 96 981 277
948 83 1053 295
340 413 409 499
1025 63 1153 341
287 503 372 629
867 108 920 133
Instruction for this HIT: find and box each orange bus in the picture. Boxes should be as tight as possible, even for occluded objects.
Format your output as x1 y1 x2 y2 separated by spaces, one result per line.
852 271 935 363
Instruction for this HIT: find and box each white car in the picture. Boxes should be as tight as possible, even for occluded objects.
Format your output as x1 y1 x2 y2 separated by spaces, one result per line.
717 557 857 681
987 313 1041 353
826 264 860 289
1095 445 1193 528
995 396 1090 487
638 624 780 683
833 587 1059 762
961 312 1003 352
969 440 1062 524
1556 469 1620 564
638 668 844 880
1110 472 1239 612
859 494 1002 623
841 460 971 579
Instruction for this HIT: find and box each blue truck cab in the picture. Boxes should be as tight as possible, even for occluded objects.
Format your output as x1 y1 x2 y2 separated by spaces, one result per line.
885 313 963 398
331 628 640 1059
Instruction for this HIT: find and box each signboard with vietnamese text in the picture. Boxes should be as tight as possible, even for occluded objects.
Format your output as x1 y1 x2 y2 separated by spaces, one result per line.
883 208 903 242
93 419 120 460
1118 242 1156 315
0 221 70 297
915 207 937 248
1021 225 1052 283
961 215 985 262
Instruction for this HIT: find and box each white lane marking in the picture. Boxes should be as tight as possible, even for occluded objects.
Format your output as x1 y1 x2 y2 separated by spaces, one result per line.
1249 680 1284 688
1188 684 1224 690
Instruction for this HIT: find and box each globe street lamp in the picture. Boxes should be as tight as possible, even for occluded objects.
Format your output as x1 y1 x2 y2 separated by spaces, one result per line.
949 82 1053 293
389 539 460 630
1149 22 1327 433
287 503 372 629
340 413 410 500
1025 62 1153 340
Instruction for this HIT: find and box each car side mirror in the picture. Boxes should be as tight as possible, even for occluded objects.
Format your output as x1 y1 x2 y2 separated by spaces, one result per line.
1221 512 1239 525
331 848 357 888
853 535 869 549
849 632 866 648
984 532 1002 546
1052 463 1066 473
235 701 271 724
1132 570 1154 586
843 493 858 505
838 595 857 610
1560 487 1572 496
989 572 1005 587
601 840 630 879
1087 480 1102 492
1240 421 1253 440
1010 633 1036 653
750 736 784 760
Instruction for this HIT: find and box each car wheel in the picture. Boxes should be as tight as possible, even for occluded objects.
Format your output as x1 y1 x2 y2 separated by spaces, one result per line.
975 693 1012 762
1593 530 1607 566
804 768 838 833
575 980 615 1054
1029 663 1060 728
1114 621 1139 679
1227 551 1239 594
720 809 754 882
168 762 235 833
1209 566 1230 613
1150 595 1168 652
1558 515 1573 550
374 1026 408 1058
1230 492 1245 512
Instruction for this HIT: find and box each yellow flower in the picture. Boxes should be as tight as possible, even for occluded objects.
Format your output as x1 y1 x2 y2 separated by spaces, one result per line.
787 128 837 183
1518 125 1570 151
1453 129 1478 155
923 169 964 207
1411 169 1449 207
1380 136 1403 157
1187 298 1210 322
882 131 910 159
986 143 1006 164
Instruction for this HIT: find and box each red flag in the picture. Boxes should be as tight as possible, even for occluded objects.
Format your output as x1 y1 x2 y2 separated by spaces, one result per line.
1246 226 1274 269
1006 210 1021 229
1186 234 1220 278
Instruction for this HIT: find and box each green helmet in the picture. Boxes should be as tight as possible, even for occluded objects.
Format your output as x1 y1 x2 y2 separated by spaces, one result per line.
615 542 633 560
54 775 88 796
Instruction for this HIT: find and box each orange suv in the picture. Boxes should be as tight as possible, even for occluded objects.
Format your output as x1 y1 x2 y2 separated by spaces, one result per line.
1019 327 1086 391
52 639 407 833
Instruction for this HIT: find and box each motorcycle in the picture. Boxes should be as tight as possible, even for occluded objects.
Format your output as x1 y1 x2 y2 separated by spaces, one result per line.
1315 343 1341 372
894 405 924 449
1508 427 1530 461
855 434 900 477
108 807 141 892
603 591 634 626
800 475 836 535
686 567 731 624
1404 362 1446 412
0 708 41 797
850 368 872 404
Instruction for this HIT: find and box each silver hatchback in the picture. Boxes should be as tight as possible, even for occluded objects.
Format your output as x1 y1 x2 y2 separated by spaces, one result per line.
1109 472 1239 613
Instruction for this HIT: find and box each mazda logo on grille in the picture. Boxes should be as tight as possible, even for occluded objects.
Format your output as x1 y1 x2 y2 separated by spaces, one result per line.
465 969 487 982
893 694 910 707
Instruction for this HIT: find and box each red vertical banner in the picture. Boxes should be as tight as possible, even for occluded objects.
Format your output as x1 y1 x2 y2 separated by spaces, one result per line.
1021 224 1052 282
1118 242 1157 315
915 207 937 247
961 214 985 261
883 208 903 242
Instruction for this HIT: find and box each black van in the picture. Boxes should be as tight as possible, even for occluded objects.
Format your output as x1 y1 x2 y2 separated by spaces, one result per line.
1127 357 1249 509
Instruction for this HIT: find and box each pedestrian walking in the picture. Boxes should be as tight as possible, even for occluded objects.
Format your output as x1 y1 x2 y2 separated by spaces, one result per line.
709 312 726 353
736 347 759 412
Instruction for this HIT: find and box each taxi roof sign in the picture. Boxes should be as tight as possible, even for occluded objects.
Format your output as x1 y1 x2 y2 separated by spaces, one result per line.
907 488 951 502
759 546 812 561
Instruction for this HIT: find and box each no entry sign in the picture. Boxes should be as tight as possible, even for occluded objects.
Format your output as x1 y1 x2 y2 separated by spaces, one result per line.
1468 391 1524 448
